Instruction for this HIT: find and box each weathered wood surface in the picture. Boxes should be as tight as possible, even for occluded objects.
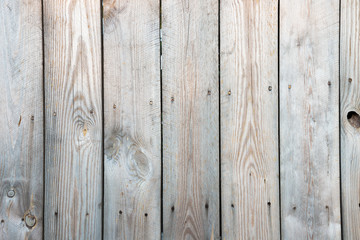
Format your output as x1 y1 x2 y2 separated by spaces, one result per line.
162 0 220 239
220 0 280 239
103 0 161 239
340 0 360 238
0 0 43 239
43 0 102 239
280 0 341 239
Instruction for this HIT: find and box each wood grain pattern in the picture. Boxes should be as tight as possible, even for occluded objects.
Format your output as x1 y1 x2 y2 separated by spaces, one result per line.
103 0 161 239
43 0 102 239
340 0 360 238
220 0 279 239
0 0 43 239
280 0 341 239
162 0 219 239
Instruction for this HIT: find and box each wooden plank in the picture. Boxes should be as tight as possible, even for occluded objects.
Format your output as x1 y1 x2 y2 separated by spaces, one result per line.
220 0 279 239
340 0 360 238
162 0 219 239
43 1 102 239
0 0 43 239
102 0 161 239
280 0 341 239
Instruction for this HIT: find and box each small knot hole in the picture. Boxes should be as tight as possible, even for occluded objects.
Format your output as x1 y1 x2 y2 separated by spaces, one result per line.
347 111 360 128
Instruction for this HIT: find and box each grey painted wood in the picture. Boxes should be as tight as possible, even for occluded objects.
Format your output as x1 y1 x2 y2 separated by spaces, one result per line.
0 0 43 239
220 0 280 239
340 0 360 238
43 1 102 239
162 0 220 239
280 0 341 239
103 0 161 239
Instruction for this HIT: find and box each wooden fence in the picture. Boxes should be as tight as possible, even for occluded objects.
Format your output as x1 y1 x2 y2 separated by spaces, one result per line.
0 0 359 239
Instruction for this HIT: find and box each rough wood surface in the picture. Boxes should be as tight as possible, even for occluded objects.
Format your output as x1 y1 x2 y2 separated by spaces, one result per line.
340 0 360 238
0 0 43 239
220 0 279 239
43 0 102 239
280 0 341 239
103 0 161 239
162 0 219 239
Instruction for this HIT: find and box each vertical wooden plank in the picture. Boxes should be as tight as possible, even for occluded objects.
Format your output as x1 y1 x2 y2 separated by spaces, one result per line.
340 0 360 238
43 0 102 239
280 0 341 239
220 0 279 239
0 0 43 239
162 0 219 239
103 0 161 239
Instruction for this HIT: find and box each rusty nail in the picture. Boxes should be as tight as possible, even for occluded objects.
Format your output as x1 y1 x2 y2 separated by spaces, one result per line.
349 78 353 83
328 81 331 86
228 90 231 95
113 104 117 109
288 85 292 89
90 109 94 114
208 90 211 95
7 189 15 198
25 214 36 228
171 97 174 102
31 116 34 121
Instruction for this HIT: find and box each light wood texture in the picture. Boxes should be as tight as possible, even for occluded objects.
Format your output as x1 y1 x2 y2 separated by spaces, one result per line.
43 0 102 239
162 0 219 239
0 0 43 239
103 0 161 239
220 0 279 239
340 0 360 238
280 0 341 239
